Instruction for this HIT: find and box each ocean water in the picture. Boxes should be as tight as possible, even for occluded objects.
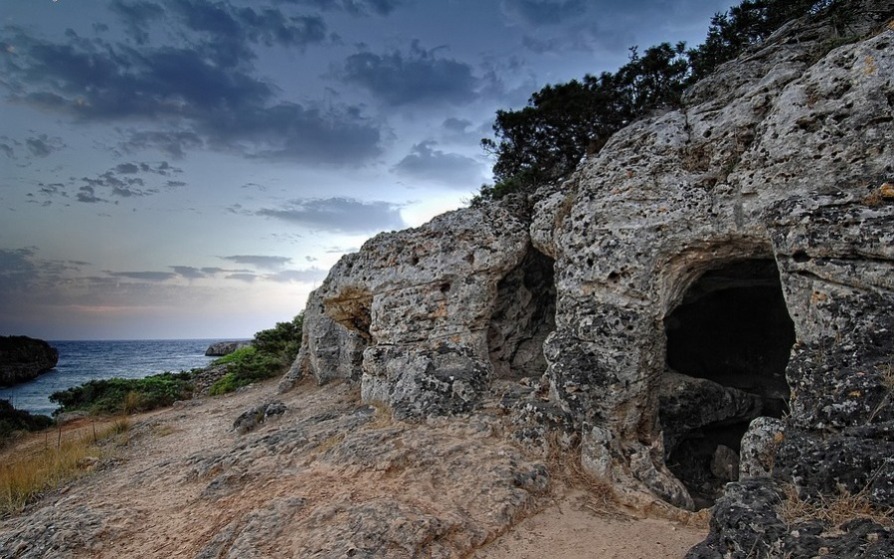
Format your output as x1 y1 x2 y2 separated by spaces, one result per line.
0 339 241 417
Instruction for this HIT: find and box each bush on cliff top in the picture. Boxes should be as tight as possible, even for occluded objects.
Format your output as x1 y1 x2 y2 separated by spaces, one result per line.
49 371 194 416
0 399 53 447
209 313 304 396
476 0 863 203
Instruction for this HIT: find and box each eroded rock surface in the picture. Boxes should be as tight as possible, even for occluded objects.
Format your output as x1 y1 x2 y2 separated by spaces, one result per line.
286 4 894 554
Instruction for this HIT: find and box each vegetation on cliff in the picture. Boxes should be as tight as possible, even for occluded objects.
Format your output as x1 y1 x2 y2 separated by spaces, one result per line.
48 313 306 413
209 313 304 395
477 0 865 202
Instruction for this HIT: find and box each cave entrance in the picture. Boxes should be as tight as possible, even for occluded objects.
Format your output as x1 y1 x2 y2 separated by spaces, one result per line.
488 247 556 380
661 259 795 508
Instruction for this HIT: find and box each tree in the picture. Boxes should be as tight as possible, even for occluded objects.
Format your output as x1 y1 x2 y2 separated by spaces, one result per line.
477 0 861 203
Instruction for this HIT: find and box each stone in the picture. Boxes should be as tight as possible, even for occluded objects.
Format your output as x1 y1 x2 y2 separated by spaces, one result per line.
739 416 785 480
205 340 252 357
233 401 287 434
0 336 58 387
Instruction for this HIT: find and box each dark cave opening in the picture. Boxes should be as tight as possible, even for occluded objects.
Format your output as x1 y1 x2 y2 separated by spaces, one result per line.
661 259 795 508
488 248 557 380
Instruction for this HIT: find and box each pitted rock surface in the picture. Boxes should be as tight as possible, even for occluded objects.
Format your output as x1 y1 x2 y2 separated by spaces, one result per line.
287 5 894 554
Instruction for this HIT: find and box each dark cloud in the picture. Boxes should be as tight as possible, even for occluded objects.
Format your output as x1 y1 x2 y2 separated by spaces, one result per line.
1 15 381 164
500 0 586 26
0 247 89 302
110 0 165 45
76 186 105 204
171 265 205 279
25 134 65 158
220 255 292 270
107 270 177 281
0 143 14 158
121 130 204 159
274 0 404 16
115 163 141 174
0 248 38 292
257 197 405 234
442 118 472 134
341 41 478 107
392 141 484 188
31 161 183 204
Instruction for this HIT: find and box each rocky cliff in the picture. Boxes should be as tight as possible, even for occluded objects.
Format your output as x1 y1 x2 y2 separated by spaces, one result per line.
286 4 894 556
0 336 58 387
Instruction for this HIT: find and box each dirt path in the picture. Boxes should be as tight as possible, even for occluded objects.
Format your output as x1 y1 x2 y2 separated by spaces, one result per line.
475 491 705 558
1 379 705 558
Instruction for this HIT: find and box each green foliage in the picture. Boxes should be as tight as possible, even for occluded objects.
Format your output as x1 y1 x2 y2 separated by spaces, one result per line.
0 400 53 446
209 313 305 395
252 313 304 362
49 371 194 416
478 0 861 202
211 345 257 366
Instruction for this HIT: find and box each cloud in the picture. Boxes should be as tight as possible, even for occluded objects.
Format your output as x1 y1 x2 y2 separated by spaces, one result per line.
121 130 204 159
171 266 205 279
341 41 478 107
220 255 292 270
1 16 381 164
500 0 586 26
107 270 177 282
274 0 404 16
0 248 38 292
265 268 329 283
257 197 406 234
25 134 66 158
109 0 165 45
392 141 485 188
76 186 105 204
226 273 258 283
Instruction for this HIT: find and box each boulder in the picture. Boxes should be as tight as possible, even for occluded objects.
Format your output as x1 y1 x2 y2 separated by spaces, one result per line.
205 340 252 357
0 336 58 387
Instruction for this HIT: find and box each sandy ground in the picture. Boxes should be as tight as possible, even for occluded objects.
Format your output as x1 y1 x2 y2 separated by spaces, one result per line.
475 491 705 559
1 378 706 558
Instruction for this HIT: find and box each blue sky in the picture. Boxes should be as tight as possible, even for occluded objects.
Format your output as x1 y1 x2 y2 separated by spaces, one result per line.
1 0 733 340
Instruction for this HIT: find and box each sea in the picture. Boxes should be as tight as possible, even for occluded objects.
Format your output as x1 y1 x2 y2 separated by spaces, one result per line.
0 339 243 417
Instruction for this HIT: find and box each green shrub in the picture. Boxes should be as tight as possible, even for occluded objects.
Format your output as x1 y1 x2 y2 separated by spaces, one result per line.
208 313 304 396
0 400 54 446
50 371 194 415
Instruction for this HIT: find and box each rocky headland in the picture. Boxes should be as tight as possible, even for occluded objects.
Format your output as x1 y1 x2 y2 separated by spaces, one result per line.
0 336 59 387
205 341 252 357
0 4 892 558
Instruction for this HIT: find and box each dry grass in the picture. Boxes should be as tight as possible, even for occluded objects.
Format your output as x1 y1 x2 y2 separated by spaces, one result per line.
0 420 130 516
778 484 894 530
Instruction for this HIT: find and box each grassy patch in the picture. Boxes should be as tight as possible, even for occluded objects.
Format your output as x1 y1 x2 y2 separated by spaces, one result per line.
779 484 894 530
50 371 194 416
0 421 128 516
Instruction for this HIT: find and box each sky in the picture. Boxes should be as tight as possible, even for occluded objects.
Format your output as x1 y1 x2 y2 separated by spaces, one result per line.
0 0 735 340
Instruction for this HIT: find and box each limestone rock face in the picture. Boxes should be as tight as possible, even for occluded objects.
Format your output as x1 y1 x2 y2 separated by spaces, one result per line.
286 203 535 418
288 4 894 548
0 336 58 387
